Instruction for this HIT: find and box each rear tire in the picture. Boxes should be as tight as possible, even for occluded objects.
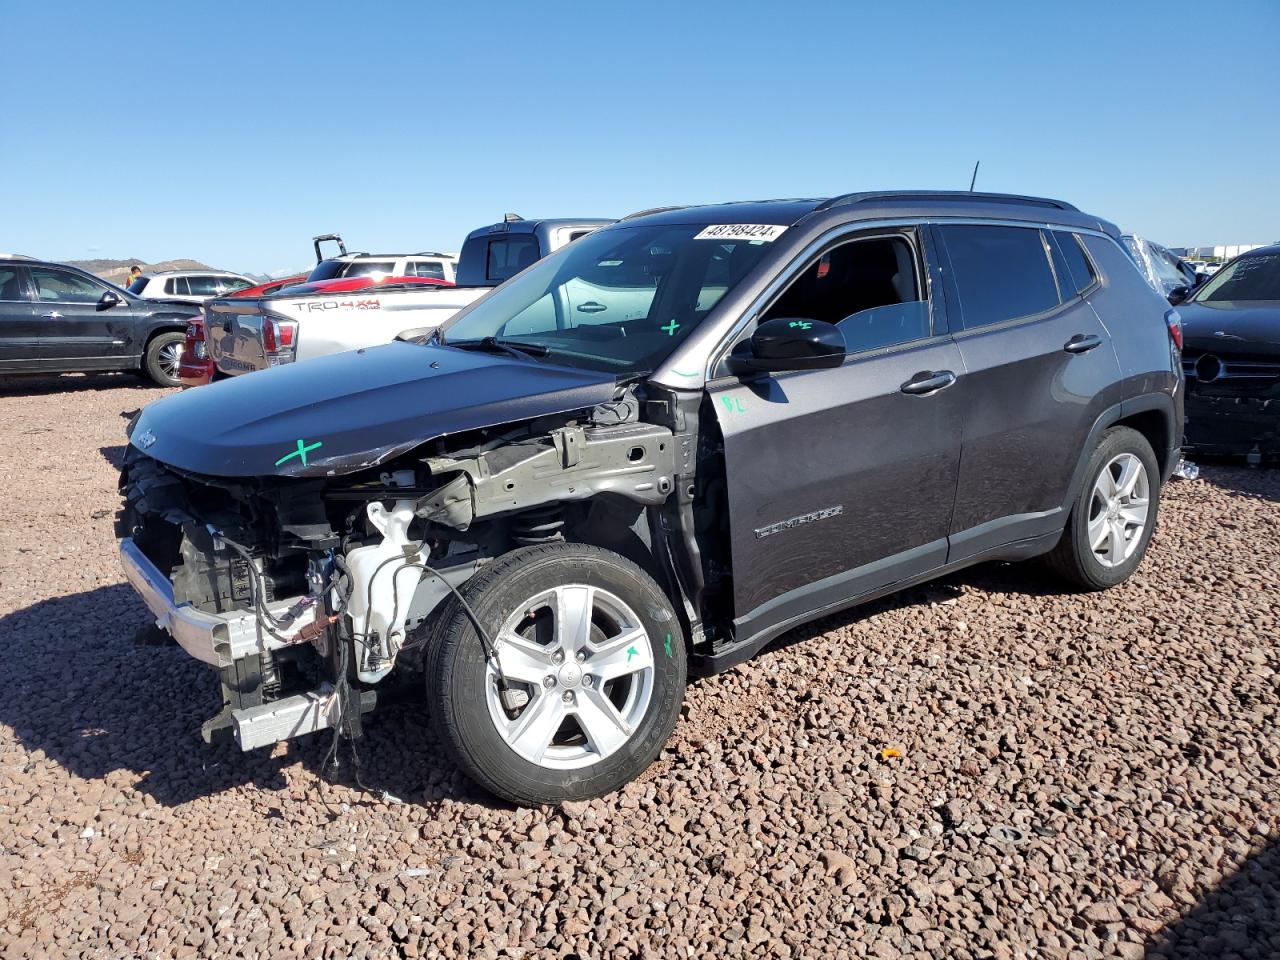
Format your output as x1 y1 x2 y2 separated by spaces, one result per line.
1046 426 1160 590
142 331 185 387
427 543 686 805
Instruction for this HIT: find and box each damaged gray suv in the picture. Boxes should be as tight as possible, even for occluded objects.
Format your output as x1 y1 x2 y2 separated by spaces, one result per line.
118 192 1183 804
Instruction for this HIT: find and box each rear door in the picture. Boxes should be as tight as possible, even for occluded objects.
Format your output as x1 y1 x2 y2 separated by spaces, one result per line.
28 266 133 363
0 263 40 365
711 226 964 635
935 224 1123 561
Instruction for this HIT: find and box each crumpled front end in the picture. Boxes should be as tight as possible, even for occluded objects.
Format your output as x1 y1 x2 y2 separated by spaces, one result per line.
116 394 676 753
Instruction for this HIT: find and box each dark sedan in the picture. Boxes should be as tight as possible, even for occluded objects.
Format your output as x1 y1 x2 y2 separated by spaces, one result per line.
1178 243 1280 460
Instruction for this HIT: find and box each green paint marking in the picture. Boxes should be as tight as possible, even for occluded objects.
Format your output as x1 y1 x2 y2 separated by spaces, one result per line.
661 319 680 336
788 320 813 330
275 438 323 467
663 633 673 658
719 395 746 415
673 369 700 378
626 645 640 662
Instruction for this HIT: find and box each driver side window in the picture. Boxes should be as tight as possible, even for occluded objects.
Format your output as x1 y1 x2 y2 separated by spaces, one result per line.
760 233 930 354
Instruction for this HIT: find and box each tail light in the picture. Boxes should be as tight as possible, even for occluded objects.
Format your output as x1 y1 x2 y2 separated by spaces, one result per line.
1165 309 1183 350
262 315 298 365
184 315 207 360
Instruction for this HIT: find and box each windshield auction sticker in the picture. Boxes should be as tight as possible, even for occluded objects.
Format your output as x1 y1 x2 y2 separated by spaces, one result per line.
694 224 788 242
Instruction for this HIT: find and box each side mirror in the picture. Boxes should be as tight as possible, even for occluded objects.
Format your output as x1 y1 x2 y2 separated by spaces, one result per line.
1167 285 1190 306
730 317 845 374
98 290 122 311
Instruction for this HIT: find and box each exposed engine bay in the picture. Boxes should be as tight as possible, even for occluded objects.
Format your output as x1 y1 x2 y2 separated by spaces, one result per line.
116 388 729 752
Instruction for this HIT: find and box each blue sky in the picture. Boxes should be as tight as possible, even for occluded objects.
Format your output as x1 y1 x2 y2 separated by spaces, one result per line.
3 0 1277 275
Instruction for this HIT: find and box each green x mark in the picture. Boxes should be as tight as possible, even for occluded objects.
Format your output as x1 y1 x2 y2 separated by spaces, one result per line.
662 319 680 336
275 438 323 467
788 320 813 330
626 645 640 662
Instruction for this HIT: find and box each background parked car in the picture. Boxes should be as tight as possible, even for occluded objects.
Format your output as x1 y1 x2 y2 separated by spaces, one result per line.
0 256 201 386
1123 234 1199 303
128 270 256 303
307 249 459 284
1178 243 1280 461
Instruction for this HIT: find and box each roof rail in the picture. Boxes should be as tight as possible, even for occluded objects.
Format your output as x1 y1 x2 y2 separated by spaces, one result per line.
411 251 454 258
621 205 689 221
814 190 1078 213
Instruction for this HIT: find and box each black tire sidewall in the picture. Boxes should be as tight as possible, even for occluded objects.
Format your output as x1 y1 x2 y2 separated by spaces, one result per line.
431 545 686 804
144 331 185 387
1068 427 1161 589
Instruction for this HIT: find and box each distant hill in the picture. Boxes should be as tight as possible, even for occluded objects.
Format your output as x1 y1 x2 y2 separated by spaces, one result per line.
65 257 244 286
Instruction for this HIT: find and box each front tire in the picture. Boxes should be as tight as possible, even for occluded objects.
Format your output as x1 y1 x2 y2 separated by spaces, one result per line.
427 543 686 805
1046 426 1160 590
142 331 186 387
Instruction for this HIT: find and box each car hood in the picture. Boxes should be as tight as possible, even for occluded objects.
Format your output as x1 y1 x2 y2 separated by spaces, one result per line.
129 342 618 478
1179 300 1280 357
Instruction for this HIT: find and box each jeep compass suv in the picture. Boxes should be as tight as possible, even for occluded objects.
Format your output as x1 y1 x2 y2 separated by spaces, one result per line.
117 191 1183 804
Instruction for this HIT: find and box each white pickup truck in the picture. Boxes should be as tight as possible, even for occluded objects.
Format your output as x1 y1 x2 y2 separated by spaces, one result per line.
207 217 610 377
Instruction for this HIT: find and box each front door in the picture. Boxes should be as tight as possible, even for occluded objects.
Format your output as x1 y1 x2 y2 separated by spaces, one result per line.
0 263 40 367
710 228 964 637
28 266 133 365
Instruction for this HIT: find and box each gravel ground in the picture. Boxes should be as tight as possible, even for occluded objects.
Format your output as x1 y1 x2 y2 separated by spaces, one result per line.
0 372 1277 960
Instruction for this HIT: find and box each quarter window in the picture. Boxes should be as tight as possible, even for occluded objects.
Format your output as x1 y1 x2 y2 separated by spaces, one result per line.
1050 231 1097 296
941 225 1060 329
29 267 104 303
760 234 929 354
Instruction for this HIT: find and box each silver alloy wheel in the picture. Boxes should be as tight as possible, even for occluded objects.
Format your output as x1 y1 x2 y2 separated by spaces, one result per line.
1087 452 1150 568
484 584 655 770
156 340 184 380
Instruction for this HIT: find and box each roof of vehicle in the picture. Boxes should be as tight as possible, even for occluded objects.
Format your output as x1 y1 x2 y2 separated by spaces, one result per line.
1236 242 1280 258
0 253 39 261
146 269 253 279
619 191 1118 236
463 217 614 240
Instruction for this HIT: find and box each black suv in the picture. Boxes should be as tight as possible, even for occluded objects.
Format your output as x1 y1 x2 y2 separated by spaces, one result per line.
0 256 201 386
117 191 1183 804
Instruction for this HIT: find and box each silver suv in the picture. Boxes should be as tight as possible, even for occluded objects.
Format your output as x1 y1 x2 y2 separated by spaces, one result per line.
128 270 255 303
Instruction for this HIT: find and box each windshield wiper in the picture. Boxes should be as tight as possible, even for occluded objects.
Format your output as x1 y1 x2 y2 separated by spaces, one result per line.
450 337 551 360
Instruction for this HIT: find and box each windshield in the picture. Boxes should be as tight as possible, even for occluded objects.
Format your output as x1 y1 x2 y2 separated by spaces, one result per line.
440 223 776 374
1193 252 1280 302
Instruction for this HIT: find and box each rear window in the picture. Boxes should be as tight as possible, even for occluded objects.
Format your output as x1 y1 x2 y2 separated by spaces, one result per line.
308 260 345 282
486 236 540 283
127 277 149 294
941 225 1060 329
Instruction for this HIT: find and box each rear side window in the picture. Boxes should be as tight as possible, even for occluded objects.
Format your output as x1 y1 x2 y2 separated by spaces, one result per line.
407 260 446 280
487 236 540 283
186 276 226 296
345 260 396 278
0 266 26 300
1050 231 1097 296
941 225 1059 329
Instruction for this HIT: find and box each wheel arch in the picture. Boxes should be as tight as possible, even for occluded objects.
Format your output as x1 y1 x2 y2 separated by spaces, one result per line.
1063 393 1178 510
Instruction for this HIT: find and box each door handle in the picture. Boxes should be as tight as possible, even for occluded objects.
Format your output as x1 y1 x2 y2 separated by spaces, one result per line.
41 311 62 320
1064 333 1102 354
576 301 607 314
900 370 956 395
